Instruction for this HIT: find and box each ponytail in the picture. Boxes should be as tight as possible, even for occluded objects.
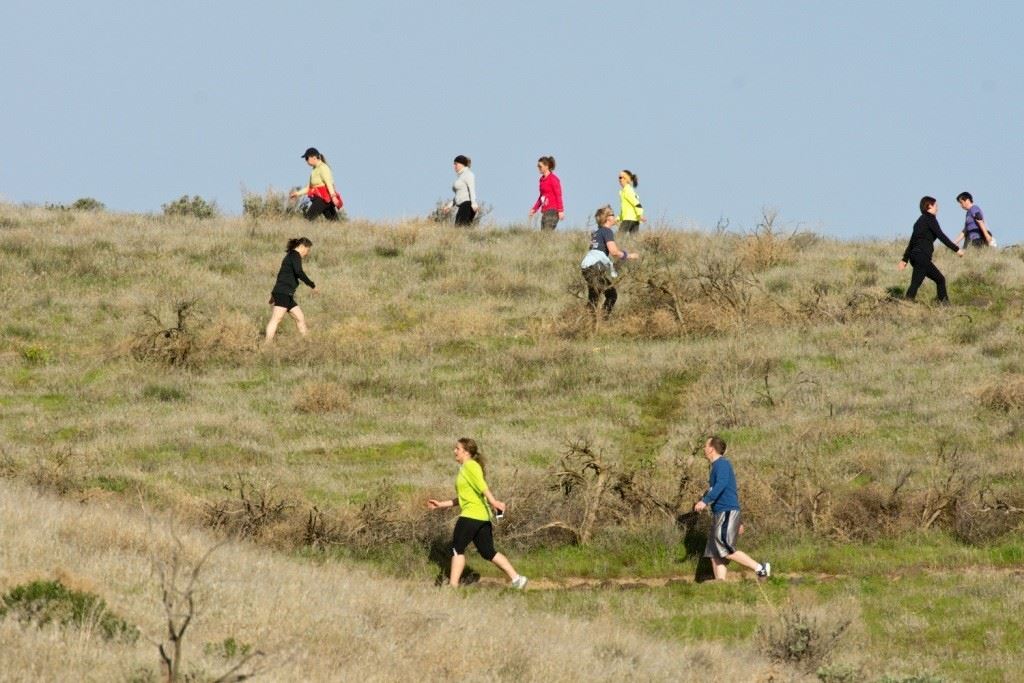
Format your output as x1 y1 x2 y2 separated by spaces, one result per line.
538 155 556 171
286 237 313 252
458 437 485 477
622 169 638 187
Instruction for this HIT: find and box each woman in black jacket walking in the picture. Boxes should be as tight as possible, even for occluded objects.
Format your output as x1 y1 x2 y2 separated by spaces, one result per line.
265 237 319 341
898 196 964 302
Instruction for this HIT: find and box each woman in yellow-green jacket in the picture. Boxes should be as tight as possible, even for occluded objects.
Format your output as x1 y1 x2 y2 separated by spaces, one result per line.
618 169 645 234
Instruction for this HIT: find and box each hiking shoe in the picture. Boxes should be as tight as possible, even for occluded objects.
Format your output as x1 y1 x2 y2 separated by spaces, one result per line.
757 562 771 579
511 575 528 590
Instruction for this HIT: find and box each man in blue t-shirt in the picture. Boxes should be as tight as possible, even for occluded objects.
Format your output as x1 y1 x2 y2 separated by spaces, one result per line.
954 192 994 248
693 436 770 581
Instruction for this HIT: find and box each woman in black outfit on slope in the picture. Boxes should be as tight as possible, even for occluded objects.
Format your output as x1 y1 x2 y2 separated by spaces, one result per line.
265 237 318 341
898 196 964 302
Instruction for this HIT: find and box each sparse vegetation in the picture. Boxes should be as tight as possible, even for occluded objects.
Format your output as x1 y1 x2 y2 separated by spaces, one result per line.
1 201 1023 681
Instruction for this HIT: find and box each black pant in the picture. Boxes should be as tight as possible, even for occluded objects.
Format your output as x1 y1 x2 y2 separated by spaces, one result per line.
906 258 947 301
305 197 339 221
454 201 476 226
619 220 640 234
451 517 496 560
582 264 617 316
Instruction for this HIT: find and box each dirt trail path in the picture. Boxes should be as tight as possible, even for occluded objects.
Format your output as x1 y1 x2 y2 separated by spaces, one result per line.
465 566 1024 591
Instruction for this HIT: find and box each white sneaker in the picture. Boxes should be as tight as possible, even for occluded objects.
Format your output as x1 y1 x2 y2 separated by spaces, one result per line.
756 562 771 579
511 575 528 590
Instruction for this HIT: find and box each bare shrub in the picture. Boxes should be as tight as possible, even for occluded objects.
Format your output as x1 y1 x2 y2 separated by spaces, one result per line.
333 488 446 553
797 284 900 325
977 375 1024 412
204 476 296 539
740 208 792 271
953 486 1024 544
758 606 850 673
914 445 976 531
293 382 351 414
129 299 200 367
693 251 757 317
759 449 836 537
148 526 266 683
504 440 682 547
547 440 622 544
830 474 910 542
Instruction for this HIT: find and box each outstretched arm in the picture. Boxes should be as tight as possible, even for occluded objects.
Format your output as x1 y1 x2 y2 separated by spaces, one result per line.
605 239 640 261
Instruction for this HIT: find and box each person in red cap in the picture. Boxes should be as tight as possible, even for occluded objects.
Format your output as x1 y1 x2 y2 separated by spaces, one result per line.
290 147 342 221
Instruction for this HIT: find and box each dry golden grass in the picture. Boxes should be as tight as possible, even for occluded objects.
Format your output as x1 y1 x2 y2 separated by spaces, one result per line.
0 480 775 682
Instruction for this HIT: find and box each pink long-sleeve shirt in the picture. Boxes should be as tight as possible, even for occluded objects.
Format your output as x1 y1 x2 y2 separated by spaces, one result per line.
531 172 564 212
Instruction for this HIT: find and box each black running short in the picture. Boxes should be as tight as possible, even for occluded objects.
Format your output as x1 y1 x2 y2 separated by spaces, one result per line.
451 517 496 560
269 292 297 311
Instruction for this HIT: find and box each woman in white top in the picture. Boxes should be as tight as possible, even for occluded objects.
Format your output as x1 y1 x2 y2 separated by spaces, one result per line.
443 155 478 226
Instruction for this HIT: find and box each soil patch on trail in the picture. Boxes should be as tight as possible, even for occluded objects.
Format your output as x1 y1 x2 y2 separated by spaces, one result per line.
466 565 1024 591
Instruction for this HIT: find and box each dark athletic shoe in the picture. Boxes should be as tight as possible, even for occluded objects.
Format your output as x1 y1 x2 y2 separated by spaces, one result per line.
757 562 771 579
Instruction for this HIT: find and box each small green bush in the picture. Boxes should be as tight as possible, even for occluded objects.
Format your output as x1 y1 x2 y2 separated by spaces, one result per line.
72 197 105 211
0 579 138 642
241 187 301 220
816 664 861 682
205 636 254 659
21 344 51 365
142 384 187 402
162 195 218 219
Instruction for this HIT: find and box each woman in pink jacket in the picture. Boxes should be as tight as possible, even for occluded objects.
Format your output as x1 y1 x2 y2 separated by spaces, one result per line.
528 155 564 231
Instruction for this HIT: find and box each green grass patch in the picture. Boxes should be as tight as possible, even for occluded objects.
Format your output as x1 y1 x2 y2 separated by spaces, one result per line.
83 475 132 493
141 384 187 402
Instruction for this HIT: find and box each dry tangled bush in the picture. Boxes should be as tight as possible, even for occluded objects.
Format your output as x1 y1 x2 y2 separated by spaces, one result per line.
129 299 200 367
976 375 1024 412
128 300 258 368
204 476 296 540
293 381 352 414
953 487 1024 543
739 208 793 272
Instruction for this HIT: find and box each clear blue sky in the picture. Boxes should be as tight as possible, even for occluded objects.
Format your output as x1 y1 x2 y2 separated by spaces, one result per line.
2 2 1021 240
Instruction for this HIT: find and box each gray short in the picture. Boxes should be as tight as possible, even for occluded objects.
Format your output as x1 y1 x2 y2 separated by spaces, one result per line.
540 210 560 231
704 510 741 559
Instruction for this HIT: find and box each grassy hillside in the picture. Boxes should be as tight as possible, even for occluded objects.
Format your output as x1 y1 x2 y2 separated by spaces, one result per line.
1 204 1022 681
